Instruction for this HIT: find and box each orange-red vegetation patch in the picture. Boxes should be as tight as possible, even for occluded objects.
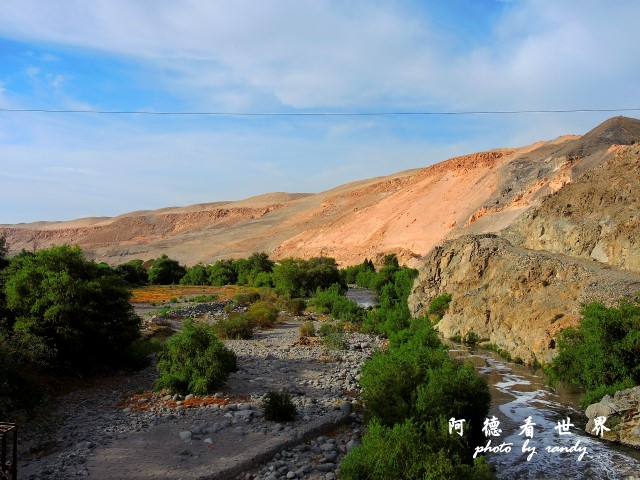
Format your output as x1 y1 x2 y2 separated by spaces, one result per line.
130 285 256 303
119 391 254 412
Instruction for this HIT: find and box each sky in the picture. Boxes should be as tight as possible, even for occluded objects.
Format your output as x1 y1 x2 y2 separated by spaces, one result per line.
1 0 640 224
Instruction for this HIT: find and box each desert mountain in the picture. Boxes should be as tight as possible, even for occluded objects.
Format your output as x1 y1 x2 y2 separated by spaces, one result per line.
4 116 639 270
408 116 640 364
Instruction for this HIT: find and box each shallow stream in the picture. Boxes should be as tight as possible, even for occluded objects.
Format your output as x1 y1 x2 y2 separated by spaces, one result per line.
449 343 640 479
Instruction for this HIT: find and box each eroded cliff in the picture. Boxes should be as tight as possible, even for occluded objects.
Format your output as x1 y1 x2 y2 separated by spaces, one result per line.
407 234 640 364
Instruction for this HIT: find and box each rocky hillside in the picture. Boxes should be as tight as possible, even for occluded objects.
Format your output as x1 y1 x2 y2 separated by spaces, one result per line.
408 117 640 364
4 117 638 268
504 142 640 273
407 234 640 364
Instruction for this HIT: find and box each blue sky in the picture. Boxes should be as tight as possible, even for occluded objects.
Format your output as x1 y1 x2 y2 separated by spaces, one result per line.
1 0 639 223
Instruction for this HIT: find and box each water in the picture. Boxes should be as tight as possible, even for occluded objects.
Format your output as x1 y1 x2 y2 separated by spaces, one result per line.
346 287 379 308
449 343 640 480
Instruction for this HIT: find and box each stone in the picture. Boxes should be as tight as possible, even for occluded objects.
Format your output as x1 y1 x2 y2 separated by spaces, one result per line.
185 394 194 401
338 401 351 414
179 431 192 440
317 463 336 472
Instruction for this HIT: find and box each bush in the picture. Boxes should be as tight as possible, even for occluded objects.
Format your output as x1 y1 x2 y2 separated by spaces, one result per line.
340 419 494 480
155 320 237 395
180 264 211 286
310 284 364 323
213 314 254 339
114 259 148 286
547 299 640 406
279 297 307 316
148 254 187 285
245 301 279 328
428 293 452 319
232 291 261 306
3 245 141 371
272 257 345 298
323 332 347 352
299 321 316 338
262 391 296 421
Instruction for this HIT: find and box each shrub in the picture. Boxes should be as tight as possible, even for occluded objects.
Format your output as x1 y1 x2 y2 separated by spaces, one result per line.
155 320 237 395
283 298 307 316
428 293 452 319
114 259 148 286
180 264 211 286
310 284 364 323
323 332 347 352
232 291 261 306
213 314 254 339
148 254 187 285
547 299 640 406
340 419 494 480
190 294 219 303
3 245 141 371
299 321 316 338
262 391 296 421
245 301 279 328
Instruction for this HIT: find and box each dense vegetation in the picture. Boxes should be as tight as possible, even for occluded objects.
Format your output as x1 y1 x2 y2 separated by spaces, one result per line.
547 298 640 406
342 318 493 479
0 241 144 423
155 319 237 395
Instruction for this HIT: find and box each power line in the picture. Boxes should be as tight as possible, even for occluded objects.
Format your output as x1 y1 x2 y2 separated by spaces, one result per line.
0 107 639 116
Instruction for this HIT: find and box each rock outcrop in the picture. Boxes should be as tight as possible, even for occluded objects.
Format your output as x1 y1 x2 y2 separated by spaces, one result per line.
407 234 640 364
504 143 640 273
585 386 640 449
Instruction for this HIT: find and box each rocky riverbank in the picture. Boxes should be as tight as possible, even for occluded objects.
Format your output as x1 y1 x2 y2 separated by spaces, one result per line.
18 316 382 480
585 386 640 449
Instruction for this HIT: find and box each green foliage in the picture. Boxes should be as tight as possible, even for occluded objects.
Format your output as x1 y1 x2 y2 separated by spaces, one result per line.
353 318 493 478
341 259 376 287
235 252 275 286
155 319 237 395
208 259 238 286
245 300 279 328
340 419 495 480
272 257 345 298
3 245 141 370
309 284 364 323
322 331 347 352
179 264 210 285
190 294 219 303
262 391 296 421
362 266 418 335
148 254 187 285
213 314 254 339
547 299 640 406
232 291 261 306
280 297 307 316
299 321 316 338
114 259 148 286
0 336 47 424
428 293 452 319
319 321 344 337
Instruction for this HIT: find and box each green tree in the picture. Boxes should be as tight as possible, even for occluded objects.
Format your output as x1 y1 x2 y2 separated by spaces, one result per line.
3 245 141 370
148 254 187 285
114 259 149 286
208 259 237 286
180 263 210 285
156 319 237 394
547 298 640 405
